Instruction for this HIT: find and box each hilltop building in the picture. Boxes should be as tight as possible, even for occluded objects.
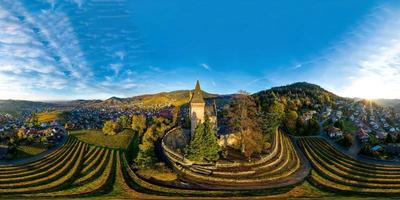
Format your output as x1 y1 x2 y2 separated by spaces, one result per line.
189 80 217 137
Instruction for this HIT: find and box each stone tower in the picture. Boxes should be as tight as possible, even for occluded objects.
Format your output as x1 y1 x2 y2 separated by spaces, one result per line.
189 80 205 137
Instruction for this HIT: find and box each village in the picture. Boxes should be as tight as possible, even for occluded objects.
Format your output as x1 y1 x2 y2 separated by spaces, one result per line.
322 100 400 160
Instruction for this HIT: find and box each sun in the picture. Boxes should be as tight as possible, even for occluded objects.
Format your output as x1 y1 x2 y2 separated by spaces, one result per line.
341 75 393 100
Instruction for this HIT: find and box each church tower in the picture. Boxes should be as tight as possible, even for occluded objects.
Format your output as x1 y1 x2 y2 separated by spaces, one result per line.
189 80 205 138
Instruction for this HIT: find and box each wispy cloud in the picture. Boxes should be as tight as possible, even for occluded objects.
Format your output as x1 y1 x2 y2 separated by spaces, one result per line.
0 0 152 100
313 3 400 99
200 63 211 71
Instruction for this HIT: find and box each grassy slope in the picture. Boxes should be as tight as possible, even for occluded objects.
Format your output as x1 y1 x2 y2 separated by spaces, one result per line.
13 145 47 159
35 111 60 123
70 129 135 150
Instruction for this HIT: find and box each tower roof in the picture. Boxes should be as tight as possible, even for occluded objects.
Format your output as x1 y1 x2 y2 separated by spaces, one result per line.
190 80 205 103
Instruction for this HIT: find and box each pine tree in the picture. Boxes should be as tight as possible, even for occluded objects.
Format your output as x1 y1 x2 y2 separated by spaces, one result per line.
186 117 220 162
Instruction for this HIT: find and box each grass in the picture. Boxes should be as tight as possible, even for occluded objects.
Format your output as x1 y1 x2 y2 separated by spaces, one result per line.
35 111 60 123
342 120 358 133
2 135 400 199
13 145 47 159
136 168 177 182
70 129 135 150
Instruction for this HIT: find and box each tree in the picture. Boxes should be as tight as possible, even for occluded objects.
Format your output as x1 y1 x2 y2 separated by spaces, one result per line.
135 129 158 168
186 117 220 162
117 115 131 129
268 101 285 120
284 111 298 134
368 134 378 146
43 128 52 136
258 112 280 142
304 118 320 136
131 115 147 136
334 120 344 130
16 128 26 139
340 133 353 147
134 116 172 168
359 144 372 156
386 134 394 144
225 93 263 156
102 120 120 135
396 134 400 143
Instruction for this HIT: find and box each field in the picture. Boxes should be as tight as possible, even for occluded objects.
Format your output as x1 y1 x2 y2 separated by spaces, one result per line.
13 145 48 159
2 130 400 199
70 129 135 150
35 111 60 123
299 137 400 195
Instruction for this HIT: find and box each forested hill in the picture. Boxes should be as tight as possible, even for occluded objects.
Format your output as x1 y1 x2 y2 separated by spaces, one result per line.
253 82 340 112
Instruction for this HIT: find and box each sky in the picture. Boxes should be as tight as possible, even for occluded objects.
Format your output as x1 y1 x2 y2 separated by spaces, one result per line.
0 0 400 100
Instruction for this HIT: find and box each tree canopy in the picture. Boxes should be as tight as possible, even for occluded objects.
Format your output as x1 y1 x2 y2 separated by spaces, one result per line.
186 117 220 162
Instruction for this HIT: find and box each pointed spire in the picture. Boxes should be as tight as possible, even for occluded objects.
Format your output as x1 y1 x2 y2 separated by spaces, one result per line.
190 80 205 103
195 80 201 92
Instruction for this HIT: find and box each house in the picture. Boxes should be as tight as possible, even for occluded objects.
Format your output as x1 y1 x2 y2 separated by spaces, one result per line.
376 131 388 140
357 128 369 142
336 111 343 119
326 126 343 138
385 143 400 155
301 110 316 121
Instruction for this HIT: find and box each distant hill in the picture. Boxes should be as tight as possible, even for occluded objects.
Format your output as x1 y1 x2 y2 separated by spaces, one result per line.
253 82 341 111
97 90 222 107
0 100 55 115
375 99 400 111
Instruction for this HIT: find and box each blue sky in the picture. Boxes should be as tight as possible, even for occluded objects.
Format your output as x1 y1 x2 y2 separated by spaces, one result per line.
0 0 400 100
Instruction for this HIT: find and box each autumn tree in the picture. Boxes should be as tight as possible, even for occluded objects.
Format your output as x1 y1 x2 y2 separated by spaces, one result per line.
102 120 120 135
284 110 298 134
268 101 285 120
225 93 263 157
131 115 147 136
117 115 131 129
135 128 158 168
16 128 26 139
134 116 172 168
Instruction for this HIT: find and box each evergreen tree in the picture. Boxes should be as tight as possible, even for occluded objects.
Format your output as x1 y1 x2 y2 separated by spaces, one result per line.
186 117 220 162
386 134 394 144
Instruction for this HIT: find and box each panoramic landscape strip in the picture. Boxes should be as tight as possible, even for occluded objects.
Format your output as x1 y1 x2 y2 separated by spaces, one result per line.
1 82 400 199
1 0 400 199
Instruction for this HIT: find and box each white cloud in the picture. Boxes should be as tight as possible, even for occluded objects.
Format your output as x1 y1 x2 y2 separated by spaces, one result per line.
200 63 211 70
110 63 122 75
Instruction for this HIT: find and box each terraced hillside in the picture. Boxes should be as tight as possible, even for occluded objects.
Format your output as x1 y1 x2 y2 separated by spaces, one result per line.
0 131 313 199
299 137 400 194
162 130 310 189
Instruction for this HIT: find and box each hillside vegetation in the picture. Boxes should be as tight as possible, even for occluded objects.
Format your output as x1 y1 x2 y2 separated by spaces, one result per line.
253 82 340 136
70 129 135 150
97 90 220 107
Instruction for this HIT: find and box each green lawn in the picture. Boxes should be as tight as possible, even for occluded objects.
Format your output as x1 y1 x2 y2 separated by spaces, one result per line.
70 129 136 150
342 120 358 133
